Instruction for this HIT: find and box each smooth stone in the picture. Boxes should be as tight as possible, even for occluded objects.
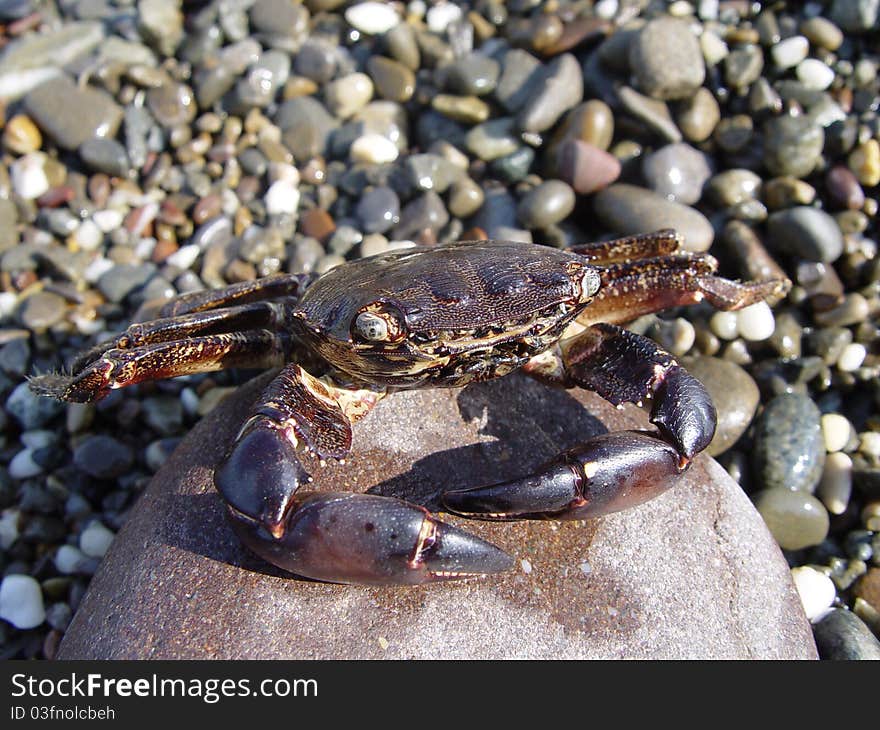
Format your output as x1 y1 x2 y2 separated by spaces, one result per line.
849 139 880 187
23 76 122 151
707 169 763 207
753 393 826 493
431 94 489 124
629 17 705 100
559 100 615 151
448 178 485 219
78 138 130 178
763 115 825 179
139 0 184 57
766 207 844 263
350 133 398 164
57 373 817 659
817 452 853 515
826 165 865 210
6 381 63 429
801 17 844 51
641 144 712 205
366 56 415 103
830 0 879 33
489 147 534 184
324 73 373 119
73 435 134 480
275 96 339 160
0 198 17 251
724 45 764 90
771 36 809 69
812 608 880 659
516 54 582 133
791 566 836 621
443 52 499 97
97 263 157 303
2 113 41 154
557 139 620 195
383 22 419 71
813 293 870 328
293 39 336 84
250 0 310 39
465 117 519 161
797 59 835 91
404 154 461 194
0 574 45 629
593 184 714 252
356 187 400 234
494 48 542 114
517 180 575 229
754 488 830 550
17 291 66 331
390 191 449 240
344 1 399 35
681 357 759 457
616 86 682 143
676 87 720 143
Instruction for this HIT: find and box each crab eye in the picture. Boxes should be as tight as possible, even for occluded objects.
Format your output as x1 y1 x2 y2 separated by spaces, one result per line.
354 312 389 341
581 268 601 297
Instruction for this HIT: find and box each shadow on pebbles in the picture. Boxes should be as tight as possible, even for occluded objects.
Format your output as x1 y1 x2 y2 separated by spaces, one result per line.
58 373 816 659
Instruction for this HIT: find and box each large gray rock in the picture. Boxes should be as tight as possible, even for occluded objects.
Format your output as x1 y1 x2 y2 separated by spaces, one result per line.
58 373 816 659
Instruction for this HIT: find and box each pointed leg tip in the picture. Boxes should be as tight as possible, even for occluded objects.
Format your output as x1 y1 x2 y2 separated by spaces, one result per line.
424 519 514 579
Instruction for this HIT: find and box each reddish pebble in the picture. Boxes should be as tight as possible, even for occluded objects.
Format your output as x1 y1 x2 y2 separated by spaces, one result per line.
557 139 621 195
826 165 865 210
460 227 488 240
159 199 187 226
88 174 111 207
299 208 336 242
151 238 179 264
193 194 222 224
36 186 74 208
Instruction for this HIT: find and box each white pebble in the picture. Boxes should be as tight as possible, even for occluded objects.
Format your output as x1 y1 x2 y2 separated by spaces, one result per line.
386 239 418 251
350 133 399 164
79 521 115 558
407 0 426 19
859 431 880 458
837 342 866 372
54 544 88 574
83 256 116 284
0 509 19 550
21 429 54 449
771 36 809 69
698 0 719 21
264 179 301 216
520 558 532 574
700 30 729 66
796 58 835 91
0 291 18 319
92 208 125 233
594 0 618 20
0 575 45 629
166 244 201 270
10 152 49 200
267 161 300 186
790 566 836 622
9 449 43 479
736 301 775 341
817 451 853 516
821 413 852 453
344 2 400 35
426 1 462 33
709 310 739 340
72 219 104 251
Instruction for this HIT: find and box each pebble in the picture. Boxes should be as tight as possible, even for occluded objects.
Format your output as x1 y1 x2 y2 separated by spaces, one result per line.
465 118 519 161
10 152 49 200
593 184 714 252
391 191 448 240
344 1 400 35
818 451 853 515
448 178 485 219
72 435 134 480
367 56 415 103
350 133 399 164
494 49 542 114
821 414 853 453
616 86 682 143
9 449 42 479
790 566 836 621
753 393 826 493
517 180 575 229
431 95 490 124
0 510 19 550
629 17 705 100
356 187 400 233
796 59 835 91
79 521 115 558
766 207 844 263
737 301 775 341
79 138 130 178
771 36 809 69
444 53 499 97
754 488 830 550
324 73 373 119
826 166 865 210
2 113 41 154
801 17 844 51
6 382 63 430
681 357 759 457
829 0 880 34
763 115 824 179
54 545 89 575
425 2 462 33
0 574 45 629
676 87 720 142
23 76 122 151
848 140 880 187
710 310 739 341
812 608 880 660
724 45 764 91
516 54 582 134
641 143 712 205
264 179 300 216
276 96 339 160
837 343 866 372
813 293 870 328
556 139 620 195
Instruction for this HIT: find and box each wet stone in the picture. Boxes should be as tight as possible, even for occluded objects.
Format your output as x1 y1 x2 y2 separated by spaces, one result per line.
78 138 130 178
516 53 582 134
616 87 682 144
629 17 705 100
23 77 122 151
489 147 534 184
293 39 337 84
754 488 830 550
356 187 400 234
465 118 519 161
275 97 339 160
404 154 460 194
724 45 765 91
641 144 712 205
56 374 816 659
73 435 134 480
16 291 66 331
443 52 499 97
97 263 157 303
366 56 415 103
593 184 714 252
557 139 620 195
448 178 485 219
0 198 18 252
250 0 309 40
6 382 63 430
682 357 759 457
138 0 184 57
812 608 880 660
766 207 844 263
516 180 575 229
753 393 826 493
146 82 196 129
391 191 449 240
763 115 825 179
494 48 542 114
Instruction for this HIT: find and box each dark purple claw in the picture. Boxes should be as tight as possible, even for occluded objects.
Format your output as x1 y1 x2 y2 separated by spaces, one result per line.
229 492 513 585
650 365 716 461
443 431 683 521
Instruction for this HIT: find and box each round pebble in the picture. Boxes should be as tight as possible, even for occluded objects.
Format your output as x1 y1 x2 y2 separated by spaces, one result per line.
796 59 835 91
556 139 621 195
766 207 844 263
517 180 575 229
812 609 880 660
73 435 134 480
79 521 115 558
791 566 836 621
344 1 399 35
737 301 775 341
0 574 45 629
837 343 866 372
754 488 830 550
817 451 853 516
821 414 853 453
763 115 824 179
10 152 49 200
771 36 808 69
356 187 400 234
350 133 399 164
629 17 705 100
2 113 42 154
641 143 712 205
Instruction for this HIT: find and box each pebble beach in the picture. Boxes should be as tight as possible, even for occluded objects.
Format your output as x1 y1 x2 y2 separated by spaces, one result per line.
0 0 879 660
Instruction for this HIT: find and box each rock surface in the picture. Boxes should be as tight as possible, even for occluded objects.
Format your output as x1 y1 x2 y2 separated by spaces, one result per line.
58 373 817 659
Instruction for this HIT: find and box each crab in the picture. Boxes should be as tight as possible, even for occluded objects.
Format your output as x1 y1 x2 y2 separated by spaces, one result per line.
31 230 788 586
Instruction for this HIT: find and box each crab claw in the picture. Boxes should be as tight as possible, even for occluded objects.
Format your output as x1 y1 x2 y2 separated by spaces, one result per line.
442 431 683 521
228 492 513 585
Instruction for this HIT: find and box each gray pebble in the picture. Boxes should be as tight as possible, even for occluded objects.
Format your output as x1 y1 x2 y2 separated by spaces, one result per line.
489 146 534 184
465 117 519 161
753 392 826 493
641 143 712 205
404 154 461 194
78 138 130 178
6 382 64 430
830 0 880 33
356 187 400 234
391 191 449 240
448 178 485 219
293 39 337 84
276 96 339 160
494 48 543 114
754 487 830 550
706 169 762 207
517 180 575 229
593 184 714 252
517 53 582 133
616 86 682 143
250 0 309 41
766 207 844 263
73 435 134 480
629 17 705 100
813 608 880 659
763 115 825 178
443 52 499 96
16 291 66 331
138 0 183 57
0 198 19 252
724 45 765 91
97 263 157 303
142 396 183 436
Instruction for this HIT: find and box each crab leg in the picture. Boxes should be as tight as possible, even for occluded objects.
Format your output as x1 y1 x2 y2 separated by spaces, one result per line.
565 229 682 264
215 363 511 584
29 329 290 402
442 324 714 520
159 272 313 317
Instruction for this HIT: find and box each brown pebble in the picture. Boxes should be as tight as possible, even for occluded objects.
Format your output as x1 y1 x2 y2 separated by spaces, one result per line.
193 194 222 224
124 205 156 237
299 208 336 242
722 220 789 292
35 186 74 208
557 139 621 195
854 568 880 613
2 113 42 154
151 238 179 264
460 227 487 240
530 15 564 52
538 16 609 56
88 174 111 207
826 165 865 210
158 198 187 226
283 76 320 99
366 56 416 103
225 259 257 283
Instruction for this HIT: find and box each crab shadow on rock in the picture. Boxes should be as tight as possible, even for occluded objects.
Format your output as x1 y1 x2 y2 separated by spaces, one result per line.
159 371 607 580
